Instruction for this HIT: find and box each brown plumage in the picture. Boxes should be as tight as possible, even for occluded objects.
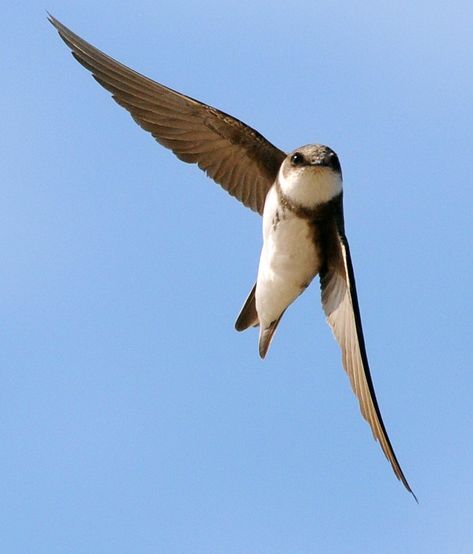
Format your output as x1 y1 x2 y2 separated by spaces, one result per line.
49 16 416 500
235 284 258 331
47 15 285 215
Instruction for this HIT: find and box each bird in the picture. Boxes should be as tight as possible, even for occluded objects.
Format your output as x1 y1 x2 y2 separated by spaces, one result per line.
48 14 416 499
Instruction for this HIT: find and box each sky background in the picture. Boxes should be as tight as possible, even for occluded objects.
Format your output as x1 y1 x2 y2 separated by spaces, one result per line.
3 1 473 552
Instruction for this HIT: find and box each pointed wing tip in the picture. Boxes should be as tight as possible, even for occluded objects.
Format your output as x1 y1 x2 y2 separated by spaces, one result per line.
402 481 418 503
47 12 59 28
48 14 78 45
400 476 418 503
387 451 417 502
47 13 70 43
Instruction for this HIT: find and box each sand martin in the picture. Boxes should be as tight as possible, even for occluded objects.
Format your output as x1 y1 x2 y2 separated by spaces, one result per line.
49 15 415 499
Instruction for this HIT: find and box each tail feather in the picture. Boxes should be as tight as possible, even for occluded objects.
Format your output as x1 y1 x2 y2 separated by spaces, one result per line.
258 311 285 358
235 283 259 331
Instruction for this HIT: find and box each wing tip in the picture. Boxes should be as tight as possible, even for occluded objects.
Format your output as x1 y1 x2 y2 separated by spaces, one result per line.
398 473 418 503
47 12 61 30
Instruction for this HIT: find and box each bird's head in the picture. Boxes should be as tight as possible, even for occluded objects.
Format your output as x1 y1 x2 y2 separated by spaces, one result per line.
279 144 343 209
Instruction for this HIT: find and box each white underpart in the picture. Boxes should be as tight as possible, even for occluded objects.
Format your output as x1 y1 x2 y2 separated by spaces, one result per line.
255 186 321 328
279 165 342 208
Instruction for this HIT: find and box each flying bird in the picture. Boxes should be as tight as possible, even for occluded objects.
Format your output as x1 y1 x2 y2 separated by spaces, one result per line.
49 15 416 499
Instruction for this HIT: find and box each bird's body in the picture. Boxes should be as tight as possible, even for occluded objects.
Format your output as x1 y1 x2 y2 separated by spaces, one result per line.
237 146 344 358
48 15 416 499
257 185 321 333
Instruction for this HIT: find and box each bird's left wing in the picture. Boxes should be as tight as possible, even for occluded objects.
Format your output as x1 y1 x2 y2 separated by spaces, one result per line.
320 219 416 499
48 15 285 214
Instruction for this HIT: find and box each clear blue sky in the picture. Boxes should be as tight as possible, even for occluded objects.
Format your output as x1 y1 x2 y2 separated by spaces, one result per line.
3 1 473 552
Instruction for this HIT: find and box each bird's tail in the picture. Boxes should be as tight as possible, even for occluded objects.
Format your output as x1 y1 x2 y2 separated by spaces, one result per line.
235 283 259 331
258 312 285 358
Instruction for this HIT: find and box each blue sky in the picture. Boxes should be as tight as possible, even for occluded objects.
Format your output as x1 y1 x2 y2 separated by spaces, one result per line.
3 1 473 552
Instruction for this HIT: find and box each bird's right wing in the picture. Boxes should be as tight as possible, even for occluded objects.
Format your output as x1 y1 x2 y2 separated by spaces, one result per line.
320 220 416 499
48 15 285 214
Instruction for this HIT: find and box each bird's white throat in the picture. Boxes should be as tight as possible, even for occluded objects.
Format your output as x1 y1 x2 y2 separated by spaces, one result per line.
279 166 342 208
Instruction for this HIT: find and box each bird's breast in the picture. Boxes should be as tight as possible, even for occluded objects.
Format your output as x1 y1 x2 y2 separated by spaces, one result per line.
256 188 324 324
261 207 322 283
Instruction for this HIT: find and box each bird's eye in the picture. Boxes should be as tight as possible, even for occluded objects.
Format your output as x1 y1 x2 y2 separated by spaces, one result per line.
290 153 304 166
328 152 341 173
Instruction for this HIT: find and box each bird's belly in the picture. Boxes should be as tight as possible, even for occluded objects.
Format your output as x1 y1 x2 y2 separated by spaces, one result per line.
256 215 321 325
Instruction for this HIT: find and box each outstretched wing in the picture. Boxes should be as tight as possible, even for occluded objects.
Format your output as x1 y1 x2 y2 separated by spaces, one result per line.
320 220 416 499
48 15 285 214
